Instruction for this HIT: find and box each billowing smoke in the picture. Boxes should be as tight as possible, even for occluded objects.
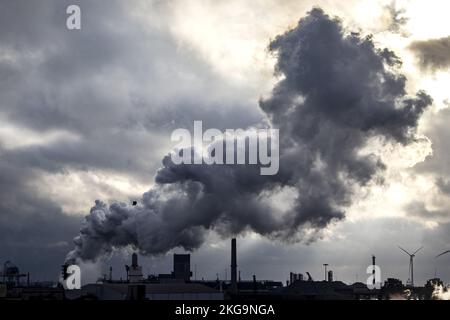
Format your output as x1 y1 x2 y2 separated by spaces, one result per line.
67 8 431 262
433 284 450 300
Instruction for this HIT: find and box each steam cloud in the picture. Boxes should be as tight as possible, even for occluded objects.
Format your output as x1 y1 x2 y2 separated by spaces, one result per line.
409 36 450 72
67 9 431 262
433 285 450 300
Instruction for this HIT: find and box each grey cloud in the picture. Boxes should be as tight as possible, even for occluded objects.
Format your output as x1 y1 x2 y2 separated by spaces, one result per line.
409 36 450 72
68 8 431 263
423 222 450 279
436 178 450 195
0 0 260 150
0 0 262 181
0 131 166 183
1 1 246 135
0 158 82 281
415 108 450 177
0 0 262 278
260 7 430 223
405 201 449 221
412 108 450 224
383 1 408 34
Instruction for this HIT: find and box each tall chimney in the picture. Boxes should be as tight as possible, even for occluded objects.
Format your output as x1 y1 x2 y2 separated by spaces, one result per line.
372 255 376 286
132 253 138 267
230 238 238 294
328 270 333 282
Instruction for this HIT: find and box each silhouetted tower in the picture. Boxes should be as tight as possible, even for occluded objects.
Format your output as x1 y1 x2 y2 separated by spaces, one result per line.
128 253 143 283
328 270 333 282
230 238 238 294
372 255 376 286
132 253 138 267
323 264 328 281
173 254 191 281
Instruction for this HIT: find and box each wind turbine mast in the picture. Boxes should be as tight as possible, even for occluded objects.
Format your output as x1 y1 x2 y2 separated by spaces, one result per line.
398 246 423 288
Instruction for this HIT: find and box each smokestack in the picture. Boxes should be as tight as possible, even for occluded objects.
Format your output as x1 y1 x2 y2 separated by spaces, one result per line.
328 270 333 282
132 253 138 268
372 255 376 286
230 238 237 295
323 264 328 281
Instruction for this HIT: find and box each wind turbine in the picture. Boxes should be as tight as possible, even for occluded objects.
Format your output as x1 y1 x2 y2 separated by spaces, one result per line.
436 250 450 258
398 246 423 287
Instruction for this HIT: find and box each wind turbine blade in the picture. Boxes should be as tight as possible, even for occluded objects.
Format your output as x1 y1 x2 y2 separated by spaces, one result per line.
398 246 412 256
436 250 450 258
413 247 423 255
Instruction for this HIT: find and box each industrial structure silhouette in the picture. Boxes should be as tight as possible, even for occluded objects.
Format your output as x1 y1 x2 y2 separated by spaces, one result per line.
1 238 449 300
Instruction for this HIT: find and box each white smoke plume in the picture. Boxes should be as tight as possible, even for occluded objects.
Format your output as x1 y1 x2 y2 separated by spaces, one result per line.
433 285 450 300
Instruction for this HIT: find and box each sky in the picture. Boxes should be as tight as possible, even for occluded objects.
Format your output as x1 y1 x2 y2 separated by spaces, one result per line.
1 0 450 286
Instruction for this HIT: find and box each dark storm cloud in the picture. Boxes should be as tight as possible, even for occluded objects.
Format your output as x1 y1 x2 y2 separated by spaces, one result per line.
68 8 431 262
0 0 261 174
0 157 82 280
409 36 450 72
0 0 262 278
0 0 262 176
259 8 430 222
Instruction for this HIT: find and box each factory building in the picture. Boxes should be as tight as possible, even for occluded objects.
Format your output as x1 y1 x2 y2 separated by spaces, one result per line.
289 272 304 285
173 254 192 281
64 252 223 300
67 282 223 300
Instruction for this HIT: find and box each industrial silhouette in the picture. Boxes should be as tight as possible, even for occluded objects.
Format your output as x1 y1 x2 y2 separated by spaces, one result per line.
0 239 448 300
